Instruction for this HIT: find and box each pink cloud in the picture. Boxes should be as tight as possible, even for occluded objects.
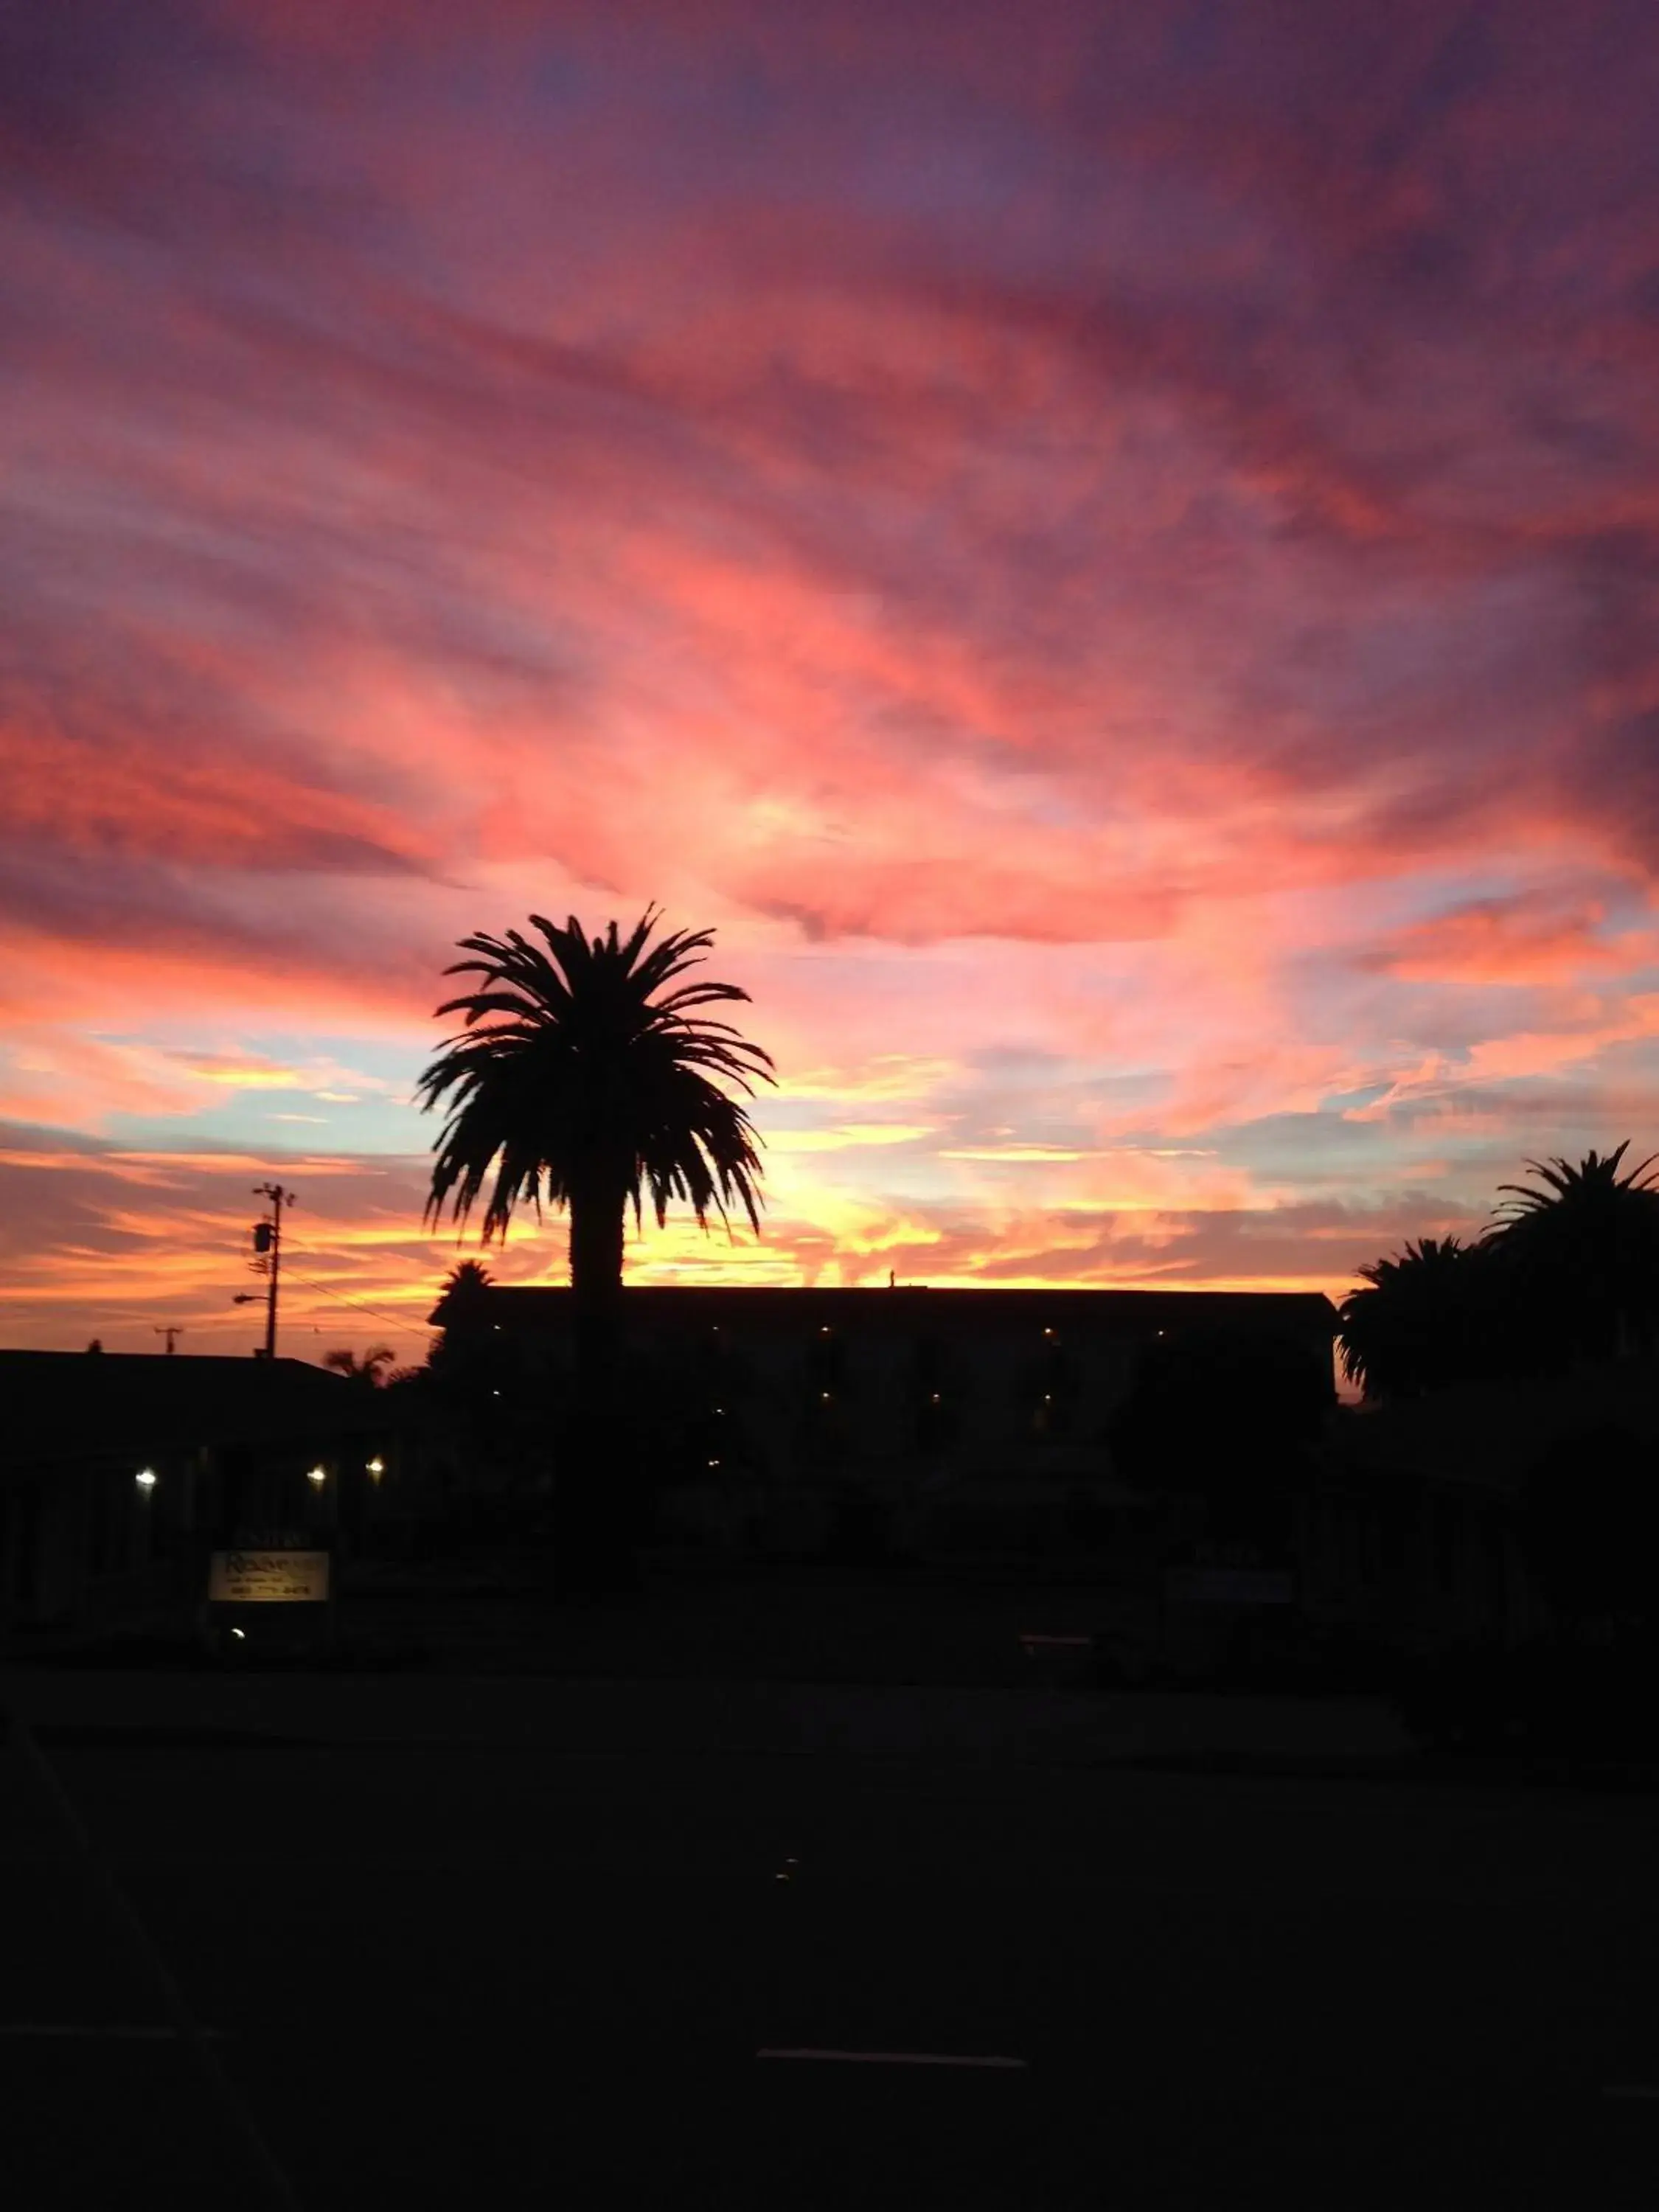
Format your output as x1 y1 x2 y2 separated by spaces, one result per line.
1368 892 1656 986
5 1 1659 1333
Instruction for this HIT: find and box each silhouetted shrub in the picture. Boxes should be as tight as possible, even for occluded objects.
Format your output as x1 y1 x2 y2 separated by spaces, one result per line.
824 1481 889 1565
1395 1631 1659 1759
1522 1427 1659 1632
1394 1642 1526 1751
1220 1609 1329 1691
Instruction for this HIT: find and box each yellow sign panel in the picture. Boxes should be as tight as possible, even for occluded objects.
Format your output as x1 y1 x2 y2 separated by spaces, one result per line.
208 1549 331 1604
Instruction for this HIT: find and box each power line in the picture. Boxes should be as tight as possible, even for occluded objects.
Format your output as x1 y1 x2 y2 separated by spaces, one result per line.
282 1266 437 1340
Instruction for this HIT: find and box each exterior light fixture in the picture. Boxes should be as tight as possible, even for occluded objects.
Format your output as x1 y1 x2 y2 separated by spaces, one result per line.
1043 1393 1052 1402
306 1464 327 1486
931 1392 941 1403
1043 1327 1054 1338
708 1458 720 1470
135 1467 158 1491
366 1456 386 1480
820 1325 832 1336
821 1391 831 1402
231 1627 246 1641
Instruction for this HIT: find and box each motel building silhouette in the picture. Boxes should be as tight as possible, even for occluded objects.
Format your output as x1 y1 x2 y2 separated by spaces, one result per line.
438 1282 1557 1669
0 1287 1576 1673
445 1281 1332 1536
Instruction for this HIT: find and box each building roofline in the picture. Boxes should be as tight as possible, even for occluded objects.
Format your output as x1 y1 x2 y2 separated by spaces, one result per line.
439 1282 1339 1327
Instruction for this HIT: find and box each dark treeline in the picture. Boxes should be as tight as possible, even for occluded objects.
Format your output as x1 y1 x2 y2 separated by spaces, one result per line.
1337 1143 1659 1401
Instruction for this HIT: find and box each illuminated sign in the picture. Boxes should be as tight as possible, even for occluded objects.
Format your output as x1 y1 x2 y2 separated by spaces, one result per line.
208 1549 331 1604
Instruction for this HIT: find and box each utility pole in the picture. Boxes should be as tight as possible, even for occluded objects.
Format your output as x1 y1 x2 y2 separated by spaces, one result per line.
154 1325 185 1355
251 1185 296 1360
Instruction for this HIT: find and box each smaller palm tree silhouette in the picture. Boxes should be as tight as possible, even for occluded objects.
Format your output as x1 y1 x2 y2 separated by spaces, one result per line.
322 1345 397 1385
431 1259 493 1324
1337 1237 1490 1399
1489 1142 1659 1363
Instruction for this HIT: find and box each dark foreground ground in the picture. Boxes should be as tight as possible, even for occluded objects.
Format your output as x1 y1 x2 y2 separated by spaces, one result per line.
6 1621 1659 2212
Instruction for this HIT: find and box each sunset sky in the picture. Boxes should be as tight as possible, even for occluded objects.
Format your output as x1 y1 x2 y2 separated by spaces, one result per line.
6 0 1659 1365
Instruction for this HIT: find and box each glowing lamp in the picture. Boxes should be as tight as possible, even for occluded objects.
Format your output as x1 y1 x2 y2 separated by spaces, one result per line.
306 1464 327 1486
135 1467 158 1491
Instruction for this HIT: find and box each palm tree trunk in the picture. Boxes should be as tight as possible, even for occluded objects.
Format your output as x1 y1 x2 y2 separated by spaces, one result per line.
558 1176 634 1593
569 1180 626 1311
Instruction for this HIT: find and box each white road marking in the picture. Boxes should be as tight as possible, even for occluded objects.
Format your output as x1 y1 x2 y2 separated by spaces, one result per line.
757 2048 1028 2070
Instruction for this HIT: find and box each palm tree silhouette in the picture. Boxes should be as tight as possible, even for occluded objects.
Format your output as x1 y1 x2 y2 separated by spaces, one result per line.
1337 1237 1495 1400
1489 1143 1659 1363
322 1345 397 1385
417 908 772 1287
431 1258 494 1326
428 1258 507 1408
417 909 772 1586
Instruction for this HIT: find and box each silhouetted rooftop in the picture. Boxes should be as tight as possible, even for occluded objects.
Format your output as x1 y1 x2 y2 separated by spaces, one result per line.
0 1350 373 1470
436 1284 1339 1332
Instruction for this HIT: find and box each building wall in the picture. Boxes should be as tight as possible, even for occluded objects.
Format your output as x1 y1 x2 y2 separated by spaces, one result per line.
1 1424 406 1634
473 1285 1338 1557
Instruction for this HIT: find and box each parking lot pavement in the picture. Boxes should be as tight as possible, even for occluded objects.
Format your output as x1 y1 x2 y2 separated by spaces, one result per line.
0 1721 299 2211
7 1664 1413 1765
6 1681 1659 2208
